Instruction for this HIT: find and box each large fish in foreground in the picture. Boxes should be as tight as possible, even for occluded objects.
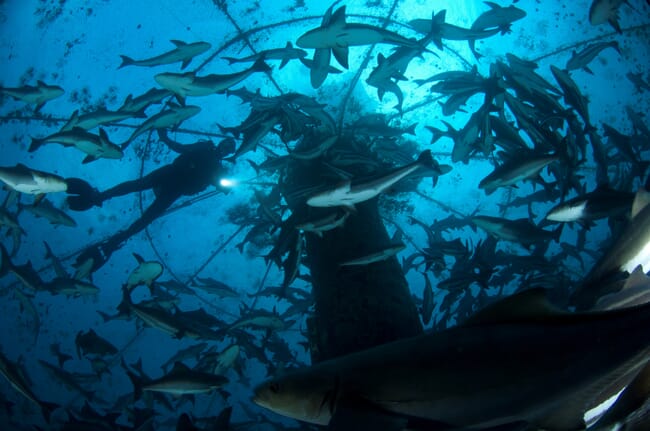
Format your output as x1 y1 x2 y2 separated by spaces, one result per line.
306 150 451 209
572 188 650 309
254 289 650 430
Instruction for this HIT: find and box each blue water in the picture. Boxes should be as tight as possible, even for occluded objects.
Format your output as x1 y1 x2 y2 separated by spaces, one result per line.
0 0 649 429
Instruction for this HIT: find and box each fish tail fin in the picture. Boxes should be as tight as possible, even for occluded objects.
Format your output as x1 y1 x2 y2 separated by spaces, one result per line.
126 370 143 400
28 137 44 153
424 125 447 144
118 55 135 69
405 123 418 136
40 401 59 423
252 57 271 73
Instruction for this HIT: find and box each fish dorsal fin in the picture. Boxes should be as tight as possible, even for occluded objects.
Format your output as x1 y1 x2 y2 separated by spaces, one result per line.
98 128 109 141
170 40 186 47
462 288 565 326
631 188 650 218
484 1 500 10
624 265 650 291
330 6 347 28
37 80 46 87
170 361 191 374
132 253 144 264
435 9 446 24
285 41 293 49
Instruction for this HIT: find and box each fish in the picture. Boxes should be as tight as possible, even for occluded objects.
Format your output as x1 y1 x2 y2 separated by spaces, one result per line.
154 58 271 105
229 310 292 332
191 277 239 298
290 134 338 160
28 127 123 164
160 343 209 373
339 243 406 267
545 186 634 225
0 80 64 112
471 215 562 249
122 104 201 149
49 343 73 369
0 164 68 195
300 49 342 89
409 10 501 53
365 45 427 111
468 1 526 57
479 154 558 195
60 107 147 132
0 242 45 292
128 361 227 399
75 328 118 358
572 188 650 309
471 2 527 34
212 344 241 375
7 285 40 346
589 0 627 33
38 359 96 401
42 277 100 298
594 266 650 311
253 289 650 430
307 150 449 209
0 207 24 233
0 352 58 423
121 287 201 339
349 115 417 138
223 42 307 69
565 41 621 74
427 106 490 164
19 199 77 227
118 40 211 69
626 72 650 93
125 253 163 292
118 87 172 112
296 5 422 69
550 65 592 129
625 106 650 139
295 209 350 237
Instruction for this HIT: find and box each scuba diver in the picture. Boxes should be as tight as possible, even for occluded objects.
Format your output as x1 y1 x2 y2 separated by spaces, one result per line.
66 130 235 274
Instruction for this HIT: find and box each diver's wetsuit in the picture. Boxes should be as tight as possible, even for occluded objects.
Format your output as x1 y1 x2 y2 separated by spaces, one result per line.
67 133 232 271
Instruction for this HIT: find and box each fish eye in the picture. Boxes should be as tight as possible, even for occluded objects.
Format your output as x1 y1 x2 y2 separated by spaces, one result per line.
269 382 280 393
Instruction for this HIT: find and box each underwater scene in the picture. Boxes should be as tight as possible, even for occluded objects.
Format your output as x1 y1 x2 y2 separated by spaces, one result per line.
1 0 650 429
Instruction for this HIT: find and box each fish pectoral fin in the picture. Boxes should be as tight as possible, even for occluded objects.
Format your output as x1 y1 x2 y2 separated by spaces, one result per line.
332 46 349 69
329 395 407 431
